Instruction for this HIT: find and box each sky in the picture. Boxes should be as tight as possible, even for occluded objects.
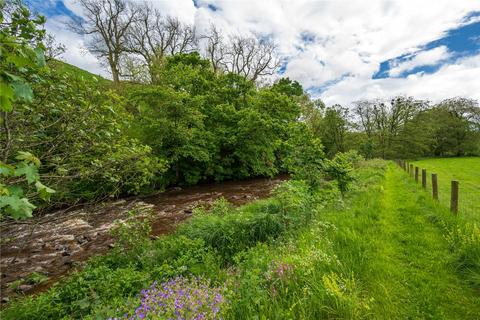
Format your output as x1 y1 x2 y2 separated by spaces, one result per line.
26 0 480 106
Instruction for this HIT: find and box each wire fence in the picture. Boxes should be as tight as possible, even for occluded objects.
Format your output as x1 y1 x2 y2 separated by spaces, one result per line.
396 159 479 223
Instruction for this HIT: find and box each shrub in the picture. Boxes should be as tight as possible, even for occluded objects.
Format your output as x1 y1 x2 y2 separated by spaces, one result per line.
324 152 355 194
342 150 364 168
111 206 154 252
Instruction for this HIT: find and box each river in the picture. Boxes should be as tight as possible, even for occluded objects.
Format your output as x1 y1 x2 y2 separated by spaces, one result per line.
0 176 286 303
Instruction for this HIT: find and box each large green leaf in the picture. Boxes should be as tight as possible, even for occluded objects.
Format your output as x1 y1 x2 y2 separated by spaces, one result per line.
14 163 39 184
35 181 55 201
16 151 41 166
3 72 24 82
12 81 34 102
0 195 35 219
0 162 14 177
6 185 24 197
0 81 14 111
6 54 31 68
34 47 46 68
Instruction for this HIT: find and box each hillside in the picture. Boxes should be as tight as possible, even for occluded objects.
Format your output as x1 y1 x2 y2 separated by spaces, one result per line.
48 60 110 84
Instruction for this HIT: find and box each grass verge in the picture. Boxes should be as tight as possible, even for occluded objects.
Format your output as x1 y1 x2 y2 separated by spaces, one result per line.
2 160 479 319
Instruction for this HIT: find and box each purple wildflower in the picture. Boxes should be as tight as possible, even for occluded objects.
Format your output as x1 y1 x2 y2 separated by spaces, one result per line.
117 276 227 319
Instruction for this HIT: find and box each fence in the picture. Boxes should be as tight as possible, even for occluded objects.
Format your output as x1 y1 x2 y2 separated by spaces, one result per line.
396 160 460 214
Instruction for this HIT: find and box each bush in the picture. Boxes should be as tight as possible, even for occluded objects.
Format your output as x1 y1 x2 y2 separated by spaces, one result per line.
177 181 319 264
324 152 355 194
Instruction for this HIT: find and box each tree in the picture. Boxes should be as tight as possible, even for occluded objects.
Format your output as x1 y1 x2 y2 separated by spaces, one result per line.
271 78 303 97
43 33 65 61
320 105 349 158
225 35 279 81
201 25 281 81
125 4 196 83
69 0 140 85
202 23 227 74
352 97 427 158
430 98 480 156
0 0 54 219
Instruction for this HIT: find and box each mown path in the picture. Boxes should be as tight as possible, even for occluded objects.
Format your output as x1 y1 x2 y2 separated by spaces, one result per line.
333 163 480 319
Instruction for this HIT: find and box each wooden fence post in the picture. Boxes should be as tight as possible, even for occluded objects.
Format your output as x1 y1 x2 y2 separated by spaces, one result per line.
409 164 414 177
450 180 459 214
415 167 419 182
432 173 438 200
422 169 427 189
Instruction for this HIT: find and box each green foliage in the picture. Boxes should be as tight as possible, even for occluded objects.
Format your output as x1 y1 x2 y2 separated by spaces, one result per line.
1 6 326 215
177 198 285 264
444 222 480 290
0 152 54 219
0 0 46 111
282 123 326 188
0 1 56 219
320 105 349 158
7 64 167 207
324 152 355 194
4 161 480 319
350 97 480 159
127 53 305 186
8 271 48 292
341 150 364 168
111 206 154 252
271 77 304 97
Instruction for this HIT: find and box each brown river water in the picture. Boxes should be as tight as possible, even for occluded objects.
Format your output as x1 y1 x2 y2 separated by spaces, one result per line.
0 176 286 303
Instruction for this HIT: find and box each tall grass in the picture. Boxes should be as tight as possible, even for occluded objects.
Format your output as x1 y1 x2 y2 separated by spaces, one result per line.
3 159 479 319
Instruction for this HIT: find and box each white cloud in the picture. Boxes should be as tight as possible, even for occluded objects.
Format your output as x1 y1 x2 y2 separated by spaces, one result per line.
190 0 479 104
143 0 196 24
320 54 480 106
46 0 480 103
388 46 451 77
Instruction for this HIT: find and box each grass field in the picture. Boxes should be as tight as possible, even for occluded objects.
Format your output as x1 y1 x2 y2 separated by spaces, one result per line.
3 160 479 319
411 157 480 222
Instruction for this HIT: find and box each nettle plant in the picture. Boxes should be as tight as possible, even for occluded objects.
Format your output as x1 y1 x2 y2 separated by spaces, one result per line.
0 1 54 219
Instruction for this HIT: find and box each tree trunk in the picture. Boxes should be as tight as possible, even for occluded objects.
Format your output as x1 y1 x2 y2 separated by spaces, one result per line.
111 67 120 85
109 58 120 85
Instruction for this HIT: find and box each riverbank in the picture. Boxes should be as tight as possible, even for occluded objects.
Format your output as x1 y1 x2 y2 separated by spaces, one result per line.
0 176 285 302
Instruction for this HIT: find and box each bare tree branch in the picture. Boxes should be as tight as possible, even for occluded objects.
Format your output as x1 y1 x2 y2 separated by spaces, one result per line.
68 0 140 85
224 35 279 81
124 5 197 83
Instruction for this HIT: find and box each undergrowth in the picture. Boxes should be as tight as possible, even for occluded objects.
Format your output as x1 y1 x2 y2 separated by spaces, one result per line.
2 159 479 319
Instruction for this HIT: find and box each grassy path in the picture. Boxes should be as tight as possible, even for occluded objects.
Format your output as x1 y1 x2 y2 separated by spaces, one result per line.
375 164 479 318
331 163 480 319
3 162 478 320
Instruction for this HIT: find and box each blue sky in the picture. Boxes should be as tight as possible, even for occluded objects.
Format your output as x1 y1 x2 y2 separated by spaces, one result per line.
30 0 480 105
374 14 480 79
